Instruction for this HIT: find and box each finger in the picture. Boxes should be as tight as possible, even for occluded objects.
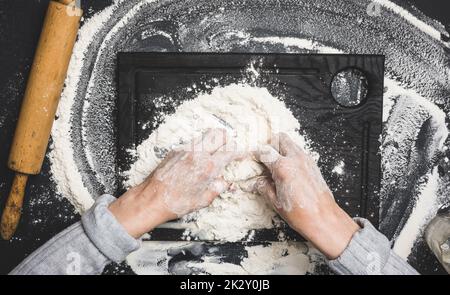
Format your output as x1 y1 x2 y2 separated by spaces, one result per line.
154 151 185 179
210 152 248 178
237 176 269 194
158 150 179 167
208 178 230 195
192 128 228 154
201 178 230 206
253 144 282 173
270 132 301 156
238 176 279 208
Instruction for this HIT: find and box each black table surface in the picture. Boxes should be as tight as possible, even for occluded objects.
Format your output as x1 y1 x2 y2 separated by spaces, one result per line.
0 0 448 275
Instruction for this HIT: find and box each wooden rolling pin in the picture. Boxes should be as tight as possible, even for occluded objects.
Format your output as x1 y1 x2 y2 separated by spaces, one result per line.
1 0 82 240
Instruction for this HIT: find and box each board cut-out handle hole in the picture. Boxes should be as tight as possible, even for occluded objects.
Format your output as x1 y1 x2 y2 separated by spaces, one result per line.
331 68 368 107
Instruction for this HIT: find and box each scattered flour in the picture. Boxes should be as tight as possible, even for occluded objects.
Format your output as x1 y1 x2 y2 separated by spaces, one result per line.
393 167 441 259
45 0 450 274
332 160 345 175
373 0 447 42
189 243 313 275
380 87 448 251
127 241 319 275
125 83 311 242
126 242 192 274
49 4 116 213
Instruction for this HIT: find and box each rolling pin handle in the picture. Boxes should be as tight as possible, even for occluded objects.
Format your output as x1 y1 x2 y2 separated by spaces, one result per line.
1 173 29 240
0 0 82 241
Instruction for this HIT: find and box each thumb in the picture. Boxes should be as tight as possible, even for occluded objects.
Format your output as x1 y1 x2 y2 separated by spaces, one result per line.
196 178 230 211
201 178 230 205
253 145 282 174
237 176 280 208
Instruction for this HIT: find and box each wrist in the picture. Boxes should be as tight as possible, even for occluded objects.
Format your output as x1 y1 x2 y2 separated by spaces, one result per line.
295 203 360 260
324 205 360 259
108 182 171 238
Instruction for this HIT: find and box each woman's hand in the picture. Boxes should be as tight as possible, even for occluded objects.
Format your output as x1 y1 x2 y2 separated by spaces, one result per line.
109 129 242 238
240 133 360 259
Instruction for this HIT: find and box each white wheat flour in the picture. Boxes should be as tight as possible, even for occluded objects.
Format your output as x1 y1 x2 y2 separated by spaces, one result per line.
124 83 313 242
45 0 450 274
126 241 323 275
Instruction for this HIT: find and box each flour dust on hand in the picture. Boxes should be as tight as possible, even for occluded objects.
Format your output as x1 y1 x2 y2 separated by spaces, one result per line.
125 83 317 242
153 128 243 217
250 133 332 213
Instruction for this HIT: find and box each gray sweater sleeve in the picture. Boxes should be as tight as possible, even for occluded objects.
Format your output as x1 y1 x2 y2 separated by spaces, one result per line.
11 195 418 275
10 195 140 275
328 218 419 275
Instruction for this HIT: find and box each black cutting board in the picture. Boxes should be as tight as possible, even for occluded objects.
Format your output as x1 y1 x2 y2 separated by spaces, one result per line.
117 53 384 242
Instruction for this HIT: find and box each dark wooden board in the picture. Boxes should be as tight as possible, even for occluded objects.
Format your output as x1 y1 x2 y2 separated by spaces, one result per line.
117 53 384 242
